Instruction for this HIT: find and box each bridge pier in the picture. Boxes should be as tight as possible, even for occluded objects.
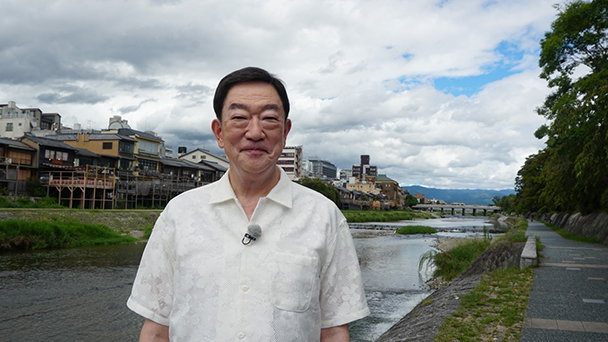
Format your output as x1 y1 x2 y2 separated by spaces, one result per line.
461 208 465 216
483 209 487 216
451 208 455 215
473 208 477 216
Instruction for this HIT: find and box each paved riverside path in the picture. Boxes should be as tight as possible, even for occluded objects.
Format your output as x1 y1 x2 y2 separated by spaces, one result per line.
521 220 608 341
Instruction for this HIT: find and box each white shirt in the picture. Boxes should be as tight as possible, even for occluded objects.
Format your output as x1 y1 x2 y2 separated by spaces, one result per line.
127 168 370 341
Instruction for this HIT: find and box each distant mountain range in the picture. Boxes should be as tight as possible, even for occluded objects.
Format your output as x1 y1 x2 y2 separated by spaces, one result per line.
402 185 515 206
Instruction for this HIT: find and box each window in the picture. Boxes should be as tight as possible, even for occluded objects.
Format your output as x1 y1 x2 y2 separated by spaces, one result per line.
44 149 69 161
118 159 133 171
138 159 157 170
139 140 158 155
102 142 113 150
119 141 134 153
45 150 55 159
5 123 13 132
192 155 196 159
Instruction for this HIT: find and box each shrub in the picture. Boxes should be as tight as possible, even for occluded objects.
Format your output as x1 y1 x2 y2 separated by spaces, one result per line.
396 225 437 235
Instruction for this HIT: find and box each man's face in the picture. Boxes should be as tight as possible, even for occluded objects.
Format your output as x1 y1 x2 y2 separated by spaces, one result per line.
212 81 291 178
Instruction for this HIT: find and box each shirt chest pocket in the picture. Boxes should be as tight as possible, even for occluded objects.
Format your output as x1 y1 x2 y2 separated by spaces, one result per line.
271 252 319 312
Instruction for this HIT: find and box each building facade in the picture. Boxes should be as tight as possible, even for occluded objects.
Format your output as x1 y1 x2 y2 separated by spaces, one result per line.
308 158 338 179
277 145 302 180
178 148 230 169
0 101 61 139
352 154 377 180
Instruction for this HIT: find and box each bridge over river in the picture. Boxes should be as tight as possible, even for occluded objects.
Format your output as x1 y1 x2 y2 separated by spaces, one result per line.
412 204 501 216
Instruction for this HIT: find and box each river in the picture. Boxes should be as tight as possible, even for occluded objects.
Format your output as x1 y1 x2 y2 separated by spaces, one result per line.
0 217 504 341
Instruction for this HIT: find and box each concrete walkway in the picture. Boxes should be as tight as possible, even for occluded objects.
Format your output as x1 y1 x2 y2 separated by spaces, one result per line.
521 221 608 341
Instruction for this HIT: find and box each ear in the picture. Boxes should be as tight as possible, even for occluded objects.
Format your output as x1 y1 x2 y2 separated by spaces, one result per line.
211 118 224 149
282 118 292 146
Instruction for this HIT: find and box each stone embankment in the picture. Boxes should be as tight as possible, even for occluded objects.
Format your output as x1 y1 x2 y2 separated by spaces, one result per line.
548 211 608 244
0 209 161 238
376 240 526 342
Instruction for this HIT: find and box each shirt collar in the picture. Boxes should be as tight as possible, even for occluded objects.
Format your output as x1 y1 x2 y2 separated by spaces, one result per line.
209 167 293 209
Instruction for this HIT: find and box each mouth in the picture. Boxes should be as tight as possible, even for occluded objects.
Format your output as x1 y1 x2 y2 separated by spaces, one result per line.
242 146 268 154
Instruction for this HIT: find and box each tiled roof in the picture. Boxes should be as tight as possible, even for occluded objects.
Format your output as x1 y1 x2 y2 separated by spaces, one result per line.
0 138 36 151
375 174 396 182
117 128 163 142
21 135 78 151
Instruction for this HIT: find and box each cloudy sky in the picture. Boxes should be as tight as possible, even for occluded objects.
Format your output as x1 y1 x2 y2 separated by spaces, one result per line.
1 0 563 190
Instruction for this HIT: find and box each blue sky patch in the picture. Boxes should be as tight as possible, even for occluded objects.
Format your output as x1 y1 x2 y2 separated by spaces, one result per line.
433 40 526 96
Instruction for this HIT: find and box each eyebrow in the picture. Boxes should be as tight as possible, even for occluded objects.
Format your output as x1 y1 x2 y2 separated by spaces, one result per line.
228 103 282 112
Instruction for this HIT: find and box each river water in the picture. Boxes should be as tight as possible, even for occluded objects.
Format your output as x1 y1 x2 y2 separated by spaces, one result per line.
0 217 503 342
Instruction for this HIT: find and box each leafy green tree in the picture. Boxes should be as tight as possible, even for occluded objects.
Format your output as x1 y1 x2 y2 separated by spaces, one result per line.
296 178 341 207
405 194 419 208
524 0 608 214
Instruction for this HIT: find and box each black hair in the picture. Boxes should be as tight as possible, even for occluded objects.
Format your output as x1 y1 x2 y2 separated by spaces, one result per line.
213 67 290 121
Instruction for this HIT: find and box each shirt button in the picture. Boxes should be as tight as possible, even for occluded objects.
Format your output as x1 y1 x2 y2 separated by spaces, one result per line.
238 332 245 339
242 285 249 292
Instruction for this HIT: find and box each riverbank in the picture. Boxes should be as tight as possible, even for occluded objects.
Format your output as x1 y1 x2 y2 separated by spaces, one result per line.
0 219 138 251
0 209 161 239
0 208 434 239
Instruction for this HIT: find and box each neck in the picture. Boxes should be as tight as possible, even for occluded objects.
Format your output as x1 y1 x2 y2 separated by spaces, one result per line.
228 166 281 219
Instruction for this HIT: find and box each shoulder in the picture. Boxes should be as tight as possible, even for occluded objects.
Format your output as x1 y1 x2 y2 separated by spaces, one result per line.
290 181 345 223
291 181 337 205
163 181 219 212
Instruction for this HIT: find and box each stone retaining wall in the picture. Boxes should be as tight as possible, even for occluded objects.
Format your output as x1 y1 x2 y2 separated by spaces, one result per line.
548 211 608 244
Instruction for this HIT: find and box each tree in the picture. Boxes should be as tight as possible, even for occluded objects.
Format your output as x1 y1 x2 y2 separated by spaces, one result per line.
529 0 608 214
405 194 419 208
296 178 342 207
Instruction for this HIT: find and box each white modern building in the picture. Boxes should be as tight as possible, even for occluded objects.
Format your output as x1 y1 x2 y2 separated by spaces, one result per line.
278 145 302 180
0 101 61 139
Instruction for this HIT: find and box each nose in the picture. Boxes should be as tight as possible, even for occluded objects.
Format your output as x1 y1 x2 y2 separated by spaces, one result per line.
245 117 265 141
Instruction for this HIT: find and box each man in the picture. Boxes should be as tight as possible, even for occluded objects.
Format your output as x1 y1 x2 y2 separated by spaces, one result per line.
127 67 369 341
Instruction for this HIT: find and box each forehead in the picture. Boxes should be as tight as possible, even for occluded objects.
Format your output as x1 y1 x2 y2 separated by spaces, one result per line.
223 81 283 111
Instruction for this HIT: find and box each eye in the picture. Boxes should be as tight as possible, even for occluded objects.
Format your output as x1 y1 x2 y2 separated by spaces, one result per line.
230 113 249 121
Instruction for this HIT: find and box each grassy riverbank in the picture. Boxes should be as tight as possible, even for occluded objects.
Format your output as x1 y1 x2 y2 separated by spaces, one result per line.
342 210 433 222
0 219 138 251
430 218 533 341
435 266 534 341
0 208 432 251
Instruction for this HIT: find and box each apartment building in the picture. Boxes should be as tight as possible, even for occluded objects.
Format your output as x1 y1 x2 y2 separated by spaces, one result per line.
278 145 302 180
307 157 337 179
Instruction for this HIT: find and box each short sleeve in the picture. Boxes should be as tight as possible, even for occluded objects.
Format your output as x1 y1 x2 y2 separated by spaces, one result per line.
127 212 175 326
319 216 370 328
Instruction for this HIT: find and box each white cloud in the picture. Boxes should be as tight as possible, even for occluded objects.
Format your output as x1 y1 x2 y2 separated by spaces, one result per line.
0 0 563 189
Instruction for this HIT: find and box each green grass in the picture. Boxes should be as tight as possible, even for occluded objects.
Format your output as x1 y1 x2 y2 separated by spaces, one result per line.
396 225 437 235
545 222 603 244
435 267 534 342
507 219 528 243
0 219 137 251
142 225 154 240
0 197 64 208
429 238 492 281
342 210 433 222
